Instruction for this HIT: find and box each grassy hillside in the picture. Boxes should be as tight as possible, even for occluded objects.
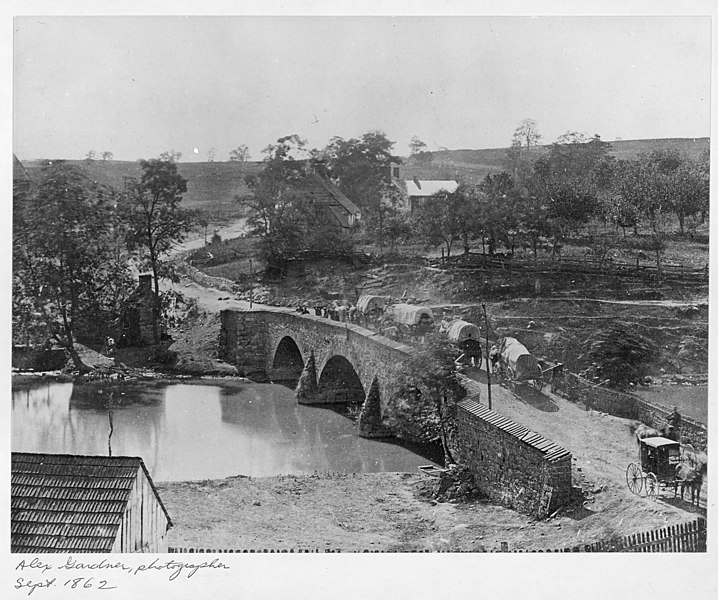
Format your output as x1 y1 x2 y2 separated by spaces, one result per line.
407 137 709 183
23 159 263 219
21 137 708 217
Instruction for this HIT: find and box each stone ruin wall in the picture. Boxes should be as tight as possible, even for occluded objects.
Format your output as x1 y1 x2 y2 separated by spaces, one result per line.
450 399 572 518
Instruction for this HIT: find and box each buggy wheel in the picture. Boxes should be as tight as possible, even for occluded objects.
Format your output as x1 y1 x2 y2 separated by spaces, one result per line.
626 463 643 495
645 473 659 500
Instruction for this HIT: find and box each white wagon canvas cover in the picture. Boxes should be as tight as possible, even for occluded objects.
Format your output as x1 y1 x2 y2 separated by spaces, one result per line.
499 337 542 381
357 295 386 314
388 304 435 326
447 320 481 343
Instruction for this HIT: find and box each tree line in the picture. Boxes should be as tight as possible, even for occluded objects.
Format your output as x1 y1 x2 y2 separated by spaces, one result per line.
240 122 709 271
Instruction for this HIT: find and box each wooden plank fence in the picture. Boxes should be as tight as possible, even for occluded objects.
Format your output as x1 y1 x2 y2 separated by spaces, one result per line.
168 518 706 554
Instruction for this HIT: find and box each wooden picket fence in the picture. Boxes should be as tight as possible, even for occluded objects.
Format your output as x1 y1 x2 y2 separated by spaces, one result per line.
501 517 706 553
168 517 706 554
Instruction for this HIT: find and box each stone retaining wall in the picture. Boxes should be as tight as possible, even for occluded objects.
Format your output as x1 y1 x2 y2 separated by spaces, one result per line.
176 262 239 295
554 372 707 451
450 399 572 518
12 347 67 371
635 397 707 452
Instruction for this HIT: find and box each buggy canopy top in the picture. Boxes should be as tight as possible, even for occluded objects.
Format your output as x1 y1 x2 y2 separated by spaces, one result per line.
641 437 681 449
499 337 542 381
447 320 481 343
357 295 386 314
388 304 435 326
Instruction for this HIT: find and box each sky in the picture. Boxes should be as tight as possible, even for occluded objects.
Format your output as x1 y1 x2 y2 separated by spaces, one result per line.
11 15 713 162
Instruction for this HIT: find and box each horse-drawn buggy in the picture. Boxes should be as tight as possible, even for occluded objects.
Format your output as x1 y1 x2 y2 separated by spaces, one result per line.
447 320 482 367
383 304 435 342
356 295 386 328
626 436 703 505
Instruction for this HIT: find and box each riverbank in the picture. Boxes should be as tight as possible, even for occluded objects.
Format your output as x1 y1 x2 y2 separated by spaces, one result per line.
156 470 697 553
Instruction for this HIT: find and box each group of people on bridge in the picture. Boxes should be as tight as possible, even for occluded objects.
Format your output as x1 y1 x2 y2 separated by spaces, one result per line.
296 302 358 323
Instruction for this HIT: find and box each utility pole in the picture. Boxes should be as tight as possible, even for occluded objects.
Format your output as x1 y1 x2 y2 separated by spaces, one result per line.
249 259 254 309
482 302 492 410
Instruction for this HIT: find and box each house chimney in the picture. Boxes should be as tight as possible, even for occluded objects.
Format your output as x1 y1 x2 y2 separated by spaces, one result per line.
388 162 400 180
139 274 152 291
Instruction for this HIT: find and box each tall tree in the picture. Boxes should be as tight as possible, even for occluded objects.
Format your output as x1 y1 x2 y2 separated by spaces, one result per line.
229 144 251 162
528 156 600 258
324 130 401 208
324 130 403 248
478 172 521 254
412 185 478 259
409 135 428 156
123 156 198 342
13 161 132 370
505 118 542 189
242 135 352 273
383 335 466 462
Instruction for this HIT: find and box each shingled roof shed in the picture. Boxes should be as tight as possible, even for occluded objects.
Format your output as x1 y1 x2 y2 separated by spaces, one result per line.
11 452 172 554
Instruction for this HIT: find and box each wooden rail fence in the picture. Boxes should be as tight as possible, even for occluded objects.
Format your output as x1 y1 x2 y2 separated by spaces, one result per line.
433 252 708 283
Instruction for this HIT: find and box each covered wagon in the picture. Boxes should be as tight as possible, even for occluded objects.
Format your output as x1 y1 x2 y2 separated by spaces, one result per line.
356 295 386 327
384 304 435 341
497 336 544 390
447 320 482 367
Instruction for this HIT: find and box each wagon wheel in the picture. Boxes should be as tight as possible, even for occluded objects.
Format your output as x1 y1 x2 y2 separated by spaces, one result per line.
533 377 544 392
626 463 643 495
644 472 659 501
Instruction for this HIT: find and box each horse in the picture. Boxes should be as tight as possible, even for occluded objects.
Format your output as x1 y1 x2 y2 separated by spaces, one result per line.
632 422 677 444
674 463 703 506
632 423 662 444
681 446 708 478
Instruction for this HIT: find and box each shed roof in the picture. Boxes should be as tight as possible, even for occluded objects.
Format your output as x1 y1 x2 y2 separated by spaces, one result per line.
13 154 33 182
11 452 172 553
456 399 571 463
404 180 458 197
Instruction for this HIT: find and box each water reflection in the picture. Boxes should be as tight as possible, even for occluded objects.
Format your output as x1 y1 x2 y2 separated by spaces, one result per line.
12 380 437 481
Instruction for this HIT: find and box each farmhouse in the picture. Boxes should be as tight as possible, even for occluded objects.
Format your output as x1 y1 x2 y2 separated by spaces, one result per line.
11 452 172 553
291 167 362 231
389 163 458 212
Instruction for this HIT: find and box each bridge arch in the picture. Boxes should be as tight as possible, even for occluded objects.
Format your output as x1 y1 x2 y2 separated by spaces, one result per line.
317 354 365 405
270 335 305 386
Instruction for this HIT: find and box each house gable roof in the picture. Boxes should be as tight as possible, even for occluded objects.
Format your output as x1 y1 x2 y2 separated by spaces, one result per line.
11 452 172 553
286 173 361 228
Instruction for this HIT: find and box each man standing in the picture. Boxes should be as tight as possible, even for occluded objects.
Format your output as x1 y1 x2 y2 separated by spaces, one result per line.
665 406 682 440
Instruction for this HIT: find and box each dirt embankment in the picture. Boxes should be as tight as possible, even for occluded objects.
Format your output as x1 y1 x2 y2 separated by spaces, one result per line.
157 467 698 553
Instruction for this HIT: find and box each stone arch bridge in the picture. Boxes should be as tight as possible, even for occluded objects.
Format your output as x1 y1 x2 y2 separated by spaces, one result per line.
219 306 425 437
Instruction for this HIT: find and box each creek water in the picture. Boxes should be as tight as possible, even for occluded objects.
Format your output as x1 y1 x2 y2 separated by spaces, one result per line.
11 379 438 482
